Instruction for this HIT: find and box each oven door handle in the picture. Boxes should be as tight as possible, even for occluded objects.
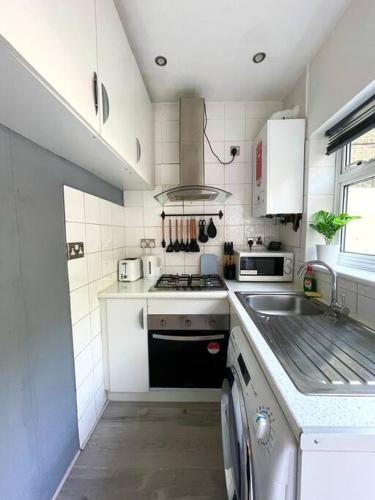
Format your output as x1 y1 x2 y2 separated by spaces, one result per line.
152 334 225 342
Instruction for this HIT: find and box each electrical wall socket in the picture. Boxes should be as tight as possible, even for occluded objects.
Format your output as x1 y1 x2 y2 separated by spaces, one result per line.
230 145 240 156
67 242 84 260
140 239 156 249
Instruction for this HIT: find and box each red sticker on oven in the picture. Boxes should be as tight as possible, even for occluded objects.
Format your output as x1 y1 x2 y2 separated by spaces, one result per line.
207 342 220 355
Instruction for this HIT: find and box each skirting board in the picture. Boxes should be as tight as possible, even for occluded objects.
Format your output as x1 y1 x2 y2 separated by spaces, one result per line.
51 450 80 500
109 389 221 402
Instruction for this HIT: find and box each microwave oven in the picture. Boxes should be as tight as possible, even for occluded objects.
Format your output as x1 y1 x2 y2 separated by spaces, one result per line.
234 251 294 282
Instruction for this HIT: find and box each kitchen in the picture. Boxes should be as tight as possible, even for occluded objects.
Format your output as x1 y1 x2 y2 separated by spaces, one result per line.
1 0 375 499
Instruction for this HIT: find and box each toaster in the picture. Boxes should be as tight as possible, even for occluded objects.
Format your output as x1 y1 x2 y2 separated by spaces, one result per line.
118 258 142 282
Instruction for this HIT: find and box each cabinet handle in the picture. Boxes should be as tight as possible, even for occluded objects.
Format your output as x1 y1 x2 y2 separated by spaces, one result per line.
136 138 141 163
93 72 98 115
139 308 144 330
101 83 110 124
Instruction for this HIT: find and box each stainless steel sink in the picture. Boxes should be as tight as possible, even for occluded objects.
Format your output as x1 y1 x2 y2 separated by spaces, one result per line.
243 293 323 316
235 292 375 395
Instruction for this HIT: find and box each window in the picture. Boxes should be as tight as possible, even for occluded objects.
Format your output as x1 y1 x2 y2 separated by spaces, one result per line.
337 128 375 265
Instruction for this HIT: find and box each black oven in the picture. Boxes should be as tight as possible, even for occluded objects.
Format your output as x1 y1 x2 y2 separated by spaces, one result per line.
148 314 229 388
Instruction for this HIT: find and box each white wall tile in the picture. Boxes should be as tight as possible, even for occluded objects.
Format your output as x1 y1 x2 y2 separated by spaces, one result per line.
76 372 95 419
85 224 101 253
101 250 114 277
245 119 265 140
84 193 100 224
204 140 224 163
357 295 375 327
112 226 125 249
125 227 144 247
245 101 268 118
74 343 93 388
91 334 103 366
161 164 180 185
225 163 244 184
161 120 179 142
99 199 112 225
225 119 245 141
125 207 144 227
225 102 245 119
88 278 103 312
124 190 144 207
72 315 91 358
144 206 163 227
206 119 225 141
87 253 102 283
70 286 90 325
205 163 225 185
160 102 179 120
68 258 88 292
64 186 85 223
66 222 86 247
78 400 96 447
100 225 113 251
161 142 179 163
205 102 225 119
90 307 101 338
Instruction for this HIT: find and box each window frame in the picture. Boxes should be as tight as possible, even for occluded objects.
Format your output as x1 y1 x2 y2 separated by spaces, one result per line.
335 141 375 272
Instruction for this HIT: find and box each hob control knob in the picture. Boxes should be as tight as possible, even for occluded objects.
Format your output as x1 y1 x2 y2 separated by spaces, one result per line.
253 410 271 444
160 319 167 328
209 319 217 327
185 319 192 328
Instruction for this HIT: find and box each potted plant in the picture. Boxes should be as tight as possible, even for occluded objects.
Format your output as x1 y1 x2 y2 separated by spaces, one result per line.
310 210 361 266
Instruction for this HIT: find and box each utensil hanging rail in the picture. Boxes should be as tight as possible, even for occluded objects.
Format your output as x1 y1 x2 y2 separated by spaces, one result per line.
161 210 223 220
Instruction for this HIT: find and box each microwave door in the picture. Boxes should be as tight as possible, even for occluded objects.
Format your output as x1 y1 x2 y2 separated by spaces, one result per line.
240 257 284 276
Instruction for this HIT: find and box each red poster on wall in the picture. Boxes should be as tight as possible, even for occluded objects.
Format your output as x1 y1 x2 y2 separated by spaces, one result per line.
256 141 262 187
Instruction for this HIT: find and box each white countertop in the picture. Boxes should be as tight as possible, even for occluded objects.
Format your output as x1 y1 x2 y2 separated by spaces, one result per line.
228 290 375 438
98 277 295 299
99 277 375 437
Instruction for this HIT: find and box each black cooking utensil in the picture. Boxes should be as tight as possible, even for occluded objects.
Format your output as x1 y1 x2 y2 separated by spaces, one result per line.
166 219 174 252
185 219 190 252
190 219 200 252
161 217 166 248
173 219 180 252
179 219 185 251
207 217 217 238
198 219 209 243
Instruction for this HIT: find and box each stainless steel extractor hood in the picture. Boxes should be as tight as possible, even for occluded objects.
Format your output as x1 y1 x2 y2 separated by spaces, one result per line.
154 97 231 204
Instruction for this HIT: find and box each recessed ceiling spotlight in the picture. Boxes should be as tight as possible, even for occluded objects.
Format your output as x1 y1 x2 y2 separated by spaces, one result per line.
155 55 167 67
252 52 266 64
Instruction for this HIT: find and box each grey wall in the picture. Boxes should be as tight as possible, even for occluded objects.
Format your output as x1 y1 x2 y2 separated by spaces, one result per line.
0 124 122 500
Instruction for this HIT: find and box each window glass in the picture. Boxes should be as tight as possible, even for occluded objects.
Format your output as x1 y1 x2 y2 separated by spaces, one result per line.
343 177 375 255
348 129 375 165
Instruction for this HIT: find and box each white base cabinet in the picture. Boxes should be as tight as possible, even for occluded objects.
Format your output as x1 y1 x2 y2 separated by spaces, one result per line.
106 299 149 393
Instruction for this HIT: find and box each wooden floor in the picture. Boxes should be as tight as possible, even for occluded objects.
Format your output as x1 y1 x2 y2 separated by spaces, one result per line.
58 401 227 500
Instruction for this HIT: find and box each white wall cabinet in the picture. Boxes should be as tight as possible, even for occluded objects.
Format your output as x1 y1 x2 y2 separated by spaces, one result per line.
253 119 305 217
0 0 100 132
96 0 136 166
106 299 149 393
0 0 154 190
134 63 155 185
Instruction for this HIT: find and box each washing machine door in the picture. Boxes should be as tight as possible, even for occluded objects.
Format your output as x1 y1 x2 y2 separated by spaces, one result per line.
221 367 255 500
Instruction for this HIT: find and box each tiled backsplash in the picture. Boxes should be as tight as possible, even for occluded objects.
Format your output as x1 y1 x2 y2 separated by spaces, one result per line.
64 186 126 447
124 100 283 274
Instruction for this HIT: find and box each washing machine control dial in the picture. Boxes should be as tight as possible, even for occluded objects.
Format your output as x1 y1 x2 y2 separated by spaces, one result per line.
253 409 271 444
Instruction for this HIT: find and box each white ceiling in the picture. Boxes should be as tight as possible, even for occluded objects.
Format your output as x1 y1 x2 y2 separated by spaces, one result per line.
115 0 351 102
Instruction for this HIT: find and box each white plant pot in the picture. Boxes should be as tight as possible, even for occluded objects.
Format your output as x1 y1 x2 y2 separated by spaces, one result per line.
316 244 340 267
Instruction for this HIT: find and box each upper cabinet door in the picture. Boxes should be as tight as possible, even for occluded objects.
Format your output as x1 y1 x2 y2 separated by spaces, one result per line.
96 0 136 167
134 64 155 185
0 0 100 132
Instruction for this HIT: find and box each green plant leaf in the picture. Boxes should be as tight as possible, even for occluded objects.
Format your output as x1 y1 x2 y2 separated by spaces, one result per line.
309 210 361 243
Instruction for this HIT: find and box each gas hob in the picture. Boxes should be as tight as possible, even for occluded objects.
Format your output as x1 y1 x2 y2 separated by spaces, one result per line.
150 274 227 291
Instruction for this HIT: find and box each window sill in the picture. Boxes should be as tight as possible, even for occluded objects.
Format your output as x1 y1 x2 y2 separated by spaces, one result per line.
334 265 375 287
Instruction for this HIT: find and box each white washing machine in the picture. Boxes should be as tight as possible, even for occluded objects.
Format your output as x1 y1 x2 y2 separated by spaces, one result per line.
221 326 297 500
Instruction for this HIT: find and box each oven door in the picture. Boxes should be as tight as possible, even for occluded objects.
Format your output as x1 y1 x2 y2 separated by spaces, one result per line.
148 330 229 388
221 367 255 500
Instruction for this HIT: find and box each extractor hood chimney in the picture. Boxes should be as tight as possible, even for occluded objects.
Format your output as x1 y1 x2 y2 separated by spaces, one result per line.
154 97 231 204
